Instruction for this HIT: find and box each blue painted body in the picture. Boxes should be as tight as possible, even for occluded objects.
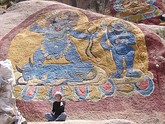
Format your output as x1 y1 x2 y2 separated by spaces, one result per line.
69 28 98 41
113 0 157 12
21 61 93 85
30 23 84 65
17 15 98 84
100 23 140 78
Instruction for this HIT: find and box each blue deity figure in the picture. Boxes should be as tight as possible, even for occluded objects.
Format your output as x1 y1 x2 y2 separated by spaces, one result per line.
30 12 98 66
100 22 140 78
30 16 82 66
114 0 157 12
16 11 98 85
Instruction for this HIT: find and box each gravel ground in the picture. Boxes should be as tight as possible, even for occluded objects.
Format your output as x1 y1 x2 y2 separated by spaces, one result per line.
28 119 137 124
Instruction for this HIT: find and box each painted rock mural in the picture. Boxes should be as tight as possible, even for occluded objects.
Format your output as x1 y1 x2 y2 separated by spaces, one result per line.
110 0 165 25
53 0 165 25
7 9 155 101
0 1 165 122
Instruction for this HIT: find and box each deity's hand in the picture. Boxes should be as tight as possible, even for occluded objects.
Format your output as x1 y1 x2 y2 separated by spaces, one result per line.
100 21 107 33
115 39 121 44
91 31 99 39
101 26 107 33
66 27 71 31
66 27 73 34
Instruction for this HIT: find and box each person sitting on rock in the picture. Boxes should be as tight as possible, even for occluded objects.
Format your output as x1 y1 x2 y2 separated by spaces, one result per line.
45 91 67 121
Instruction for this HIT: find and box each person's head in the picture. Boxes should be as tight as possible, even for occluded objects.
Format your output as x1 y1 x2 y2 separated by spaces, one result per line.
54 91 63 102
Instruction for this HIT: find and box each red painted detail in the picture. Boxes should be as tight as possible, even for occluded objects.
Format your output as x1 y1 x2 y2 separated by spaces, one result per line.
102 82 112 92
26 86 35 96
137 79 149 90
77 85 86 96
144 13 152 17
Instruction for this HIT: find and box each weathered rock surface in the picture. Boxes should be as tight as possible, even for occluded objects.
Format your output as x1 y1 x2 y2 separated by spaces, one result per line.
1 0 164 25
29 120 137 124
138 24 165 40
0 0 57 40
0 1 165 124
53 0 165 25
0 59 26 124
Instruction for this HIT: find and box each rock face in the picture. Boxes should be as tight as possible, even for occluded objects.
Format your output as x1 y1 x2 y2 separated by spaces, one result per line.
0 0 165 124
138 24 165 40
0 59 26 124
29 120 138 124
1 0 164 25
0 0 9 4
109 0 165 25
54 0 165 25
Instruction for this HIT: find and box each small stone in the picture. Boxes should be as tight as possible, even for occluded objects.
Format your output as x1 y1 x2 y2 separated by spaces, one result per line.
0 7 6 14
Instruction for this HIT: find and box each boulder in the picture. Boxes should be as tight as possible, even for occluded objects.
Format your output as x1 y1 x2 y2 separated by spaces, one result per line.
0 1 165 124
0 59 27 124
138 24 165 40
52 0 165 25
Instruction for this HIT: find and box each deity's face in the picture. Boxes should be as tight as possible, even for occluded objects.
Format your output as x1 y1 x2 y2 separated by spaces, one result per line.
51 12 78 33
111 23 126 33
52 18 69 32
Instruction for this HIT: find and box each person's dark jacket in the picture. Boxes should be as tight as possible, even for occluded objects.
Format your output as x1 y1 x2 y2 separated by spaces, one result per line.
52 101 65 115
